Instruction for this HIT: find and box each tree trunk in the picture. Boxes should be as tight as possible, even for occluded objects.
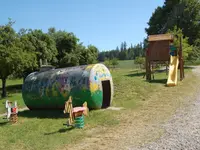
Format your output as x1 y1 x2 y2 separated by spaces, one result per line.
1 78 7 98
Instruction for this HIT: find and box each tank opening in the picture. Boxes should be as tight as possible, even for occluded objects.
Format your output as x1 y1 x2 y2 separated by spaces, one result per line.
101 80 111 108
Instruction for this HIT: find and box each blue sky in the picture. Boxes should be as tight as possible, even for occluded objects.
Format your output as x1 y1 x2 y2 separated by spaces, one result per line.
0 0 164 51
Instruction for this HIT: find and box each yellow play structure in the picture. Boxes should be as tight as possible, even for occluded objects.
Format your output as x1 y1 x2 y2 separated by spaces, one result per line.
146 34 184 86
167 56 179 86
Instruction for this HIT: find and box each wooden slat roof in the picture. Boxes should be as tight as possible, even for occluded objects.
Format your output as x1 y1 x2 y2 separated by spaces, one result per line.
148 34 173 42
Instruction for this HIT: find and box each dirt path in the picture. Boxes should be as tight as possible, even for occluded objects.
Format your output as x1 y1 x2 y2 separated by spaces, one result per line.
134 93 200 150
133 66 200 150
66 66 200 150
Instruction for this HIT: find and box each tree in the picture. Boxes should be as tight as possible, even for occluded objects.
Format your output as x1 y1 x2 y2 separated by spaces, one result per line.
123 41 127 51
0 20 37 97
86 45 98 64
98 52 105 62
48 27 56 35
16 28 58 78
143 38 148 56
135 57 145 69
188 39 200 61
104 59 111 68
133 43 143 59
111 58 119 68
146 0 200 45
130 44 133 49
116 46 119 51
168 26 193 60
59 52 79 67
27 29 58 65
127 47 134 60
98 41 147 61
118 51 127 60
120 42 124 51
48 29 79 67
78 44 98 65
17 30 38 79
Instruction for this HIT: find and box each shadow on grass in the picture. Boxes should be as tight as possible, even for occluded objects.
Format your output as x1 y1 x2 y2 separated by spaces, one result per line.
125 72 145 77
184 66 194 70
0 84 22 98
18 110 68 119
155 69 168 73
126 70 168 85
0 121 9 126
0 84 22 92
126 69 167 78
44 127 74 135
147 79 167 84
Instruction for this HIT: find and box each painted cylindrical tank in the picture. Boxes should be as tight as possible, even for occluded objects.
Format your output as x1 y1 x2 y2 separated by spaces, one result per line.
22 64 114 110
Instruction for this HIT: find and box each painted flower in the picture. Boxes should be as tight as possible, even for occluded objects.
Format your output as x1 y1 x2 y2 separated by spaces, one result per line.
90 83 99 93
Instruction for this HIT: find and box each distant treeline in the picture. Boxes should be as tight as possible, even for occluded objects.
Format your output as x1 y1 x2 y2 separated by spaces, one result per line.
98 41 147 62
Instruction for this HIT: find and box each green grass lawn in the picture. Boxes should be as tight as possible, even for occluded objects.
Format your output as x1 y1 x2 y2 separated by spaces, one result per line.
117 60 137 69
0 61 198 150
0 79 25 114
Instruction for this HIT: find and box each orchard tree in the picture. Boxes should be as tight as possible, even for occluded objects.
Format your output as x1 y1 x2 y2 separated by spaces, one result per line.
48 29 79 67
104 59 111 68
111 58 119 68
78 44 98 65
86 45 98 64
26 29 58 65
0 20 37 97
135 57 145 69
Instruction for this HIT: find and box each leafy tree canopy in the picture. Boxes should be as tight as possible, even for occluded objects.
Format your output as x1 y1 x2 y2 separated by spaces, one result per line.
0 20 37 97
146 0 200 45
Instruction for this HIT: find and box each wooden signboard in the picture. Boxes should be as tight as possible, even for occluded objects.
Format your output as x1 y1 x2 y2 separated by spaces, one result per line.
148 34 173 42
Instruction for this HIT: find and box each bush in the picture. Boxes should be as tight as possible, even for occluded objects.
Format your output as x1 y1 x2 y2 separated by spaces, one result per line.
104 59 111 68
135 57 145 69
104 58 119 69
111 58 119 68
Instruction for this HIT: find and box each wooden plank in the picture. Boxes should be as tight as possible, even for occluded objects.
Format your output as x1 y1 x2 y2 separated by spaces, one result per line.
148 34 173 42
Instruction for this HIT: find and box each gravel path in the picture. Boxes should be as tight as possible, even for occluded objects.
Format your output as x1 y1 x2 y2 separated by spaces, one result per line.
134 95 200 150
132 66 200 150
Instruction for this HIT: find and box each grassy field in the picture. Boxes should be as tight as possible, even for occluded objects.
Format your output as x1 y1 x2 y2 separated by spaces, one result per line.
0 60 199 149
117 60 136 69
0 79 25 114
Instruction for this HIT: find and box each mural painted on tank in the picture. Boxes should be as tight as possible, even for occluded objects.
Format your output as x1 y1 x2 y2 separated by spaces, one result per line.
89 64 112 93
22 64 113 109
